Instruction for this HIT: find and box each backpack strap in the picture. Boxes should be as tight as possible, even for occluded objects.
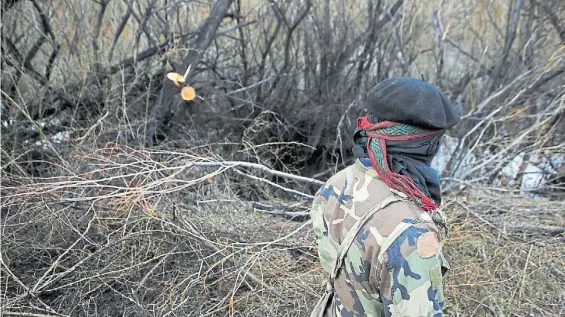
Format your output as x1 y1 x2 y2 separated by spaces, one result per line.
310 194 406 317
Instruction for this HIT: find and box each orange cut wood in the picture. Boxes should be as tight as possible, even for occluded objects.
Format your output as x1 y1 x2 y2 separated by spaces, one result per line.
166 72 185 86
181 86 196 101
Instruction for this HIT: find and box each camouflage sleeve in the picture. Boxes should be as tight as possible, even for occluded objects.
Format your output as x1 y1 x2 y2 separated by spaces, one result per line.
310 186 339 273
379 221 447 317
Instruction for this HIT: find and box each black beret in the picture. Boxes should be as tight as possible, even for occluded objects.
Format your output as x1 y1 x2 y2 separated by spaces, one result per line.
365 77 460 130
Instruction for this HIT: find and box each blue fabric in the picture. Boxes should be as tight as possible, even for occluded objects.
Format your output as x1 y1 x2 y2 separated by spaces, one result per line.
359 158 372 167
386 219 428 300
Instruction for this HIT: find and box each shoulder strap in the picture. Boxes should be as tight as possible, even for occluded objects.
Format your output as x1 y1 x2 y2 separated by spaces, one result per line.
327 194 404 283
311 194 405 317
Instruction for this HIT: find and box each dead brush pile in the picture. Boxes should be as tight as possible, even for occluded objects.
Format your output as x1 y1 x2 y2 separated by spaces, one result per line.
1 144 564 317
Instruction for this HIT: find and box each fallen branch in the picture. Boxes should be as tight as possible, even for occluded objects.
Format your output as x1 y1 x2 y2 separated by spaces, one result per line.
233 168 314 199
2 313 61 317
188 160 324 185
506 225 565 237
254 208 310 221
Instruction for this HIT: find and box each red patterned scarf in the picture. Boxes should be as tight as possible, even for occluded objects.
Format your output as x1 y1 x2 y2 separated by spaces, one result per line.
356 116 443 213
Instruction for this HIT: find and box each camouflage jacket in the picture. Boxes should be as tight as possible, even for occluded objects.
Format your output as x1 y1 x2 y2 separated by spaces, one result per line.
311 160 450 317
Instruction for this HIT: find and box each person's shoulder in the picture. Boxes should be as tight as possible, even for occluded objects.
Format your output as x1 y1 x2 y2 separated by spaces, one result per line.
368 198 440 238
311 163 369 219
319 161 377 189
362 193 442 262
314 164 354 197
323 164 352 186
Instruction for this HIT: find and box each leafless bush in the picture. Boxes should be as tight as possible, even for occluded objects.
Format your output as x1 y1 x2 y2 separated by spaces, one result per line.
0 144 319 316
1 0 565 316
2 0 563 176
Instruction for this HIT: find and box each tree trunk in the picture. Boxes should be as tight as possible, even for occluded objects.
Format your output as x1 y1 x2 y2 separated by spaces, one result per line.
144 0 233 145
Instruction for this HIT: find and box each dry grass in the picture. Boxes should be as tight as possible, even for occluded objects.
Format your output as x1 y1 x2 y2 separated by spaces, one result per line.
1 144 564 316
442 190 565 316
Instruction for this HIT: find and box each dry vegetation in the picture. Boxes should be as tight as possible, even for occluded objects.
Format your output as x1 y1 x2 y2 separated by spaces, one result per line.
1 0 565 316
1 145 564 316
